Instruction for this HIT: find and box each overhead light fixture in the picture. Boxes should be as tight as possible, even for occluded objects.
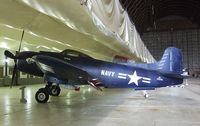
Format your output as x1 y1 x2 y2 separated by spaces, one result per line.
0 42 10 49
3 58 9 63
36 45 50 49
23 47 29 51
81 48 91 52
29 31 39 37
52 47 62 52
3 37 15 41
65 44 72 47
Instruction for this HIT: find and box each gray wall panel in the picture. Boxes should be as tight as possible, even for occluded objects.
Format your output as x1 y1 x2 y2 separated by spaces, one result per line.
142 29 200 70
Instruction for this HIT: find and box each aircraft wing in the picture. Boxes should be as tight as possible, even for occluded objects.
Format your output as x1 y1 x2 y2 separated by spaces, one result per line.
33 55 90 84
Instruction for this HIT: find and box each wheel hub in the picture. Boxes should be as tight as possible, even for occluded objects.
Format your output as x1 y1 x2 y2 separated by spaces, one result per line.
52 88 57 94
38 92 46 101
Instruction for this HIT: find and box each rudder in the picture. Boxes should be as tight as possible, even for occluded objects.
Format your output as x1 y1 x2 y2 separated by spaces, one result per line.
157 47 183 74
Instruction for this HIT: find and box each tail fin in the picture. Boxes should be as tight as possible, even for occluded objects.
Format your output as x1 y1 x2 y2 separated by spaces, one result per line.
157 47 183 74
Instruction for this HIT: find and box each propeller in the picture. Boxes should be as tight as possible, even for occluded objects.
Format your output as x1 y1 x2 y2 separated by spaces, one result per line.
4 30 25 88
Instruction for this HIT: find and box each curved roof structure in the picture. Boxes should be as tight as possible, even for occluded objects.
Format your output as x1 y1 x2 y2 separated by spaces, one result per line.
119 0 200 33
0 1 126 61
0 0 157 66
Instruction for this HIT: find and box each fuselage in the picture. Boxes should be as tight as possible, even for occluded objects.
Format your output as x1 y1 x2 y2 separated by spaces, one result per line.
66 56 183 89
17 52 183 90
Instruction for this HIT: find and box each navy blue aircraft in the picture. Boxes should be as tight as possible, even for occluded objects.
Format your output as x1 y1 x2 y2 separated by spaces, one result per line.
4 47 184 103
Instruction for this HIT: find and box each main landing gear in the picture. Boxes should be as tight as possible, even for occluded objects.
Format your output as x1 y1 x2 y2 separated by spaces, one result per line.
35 82 61 103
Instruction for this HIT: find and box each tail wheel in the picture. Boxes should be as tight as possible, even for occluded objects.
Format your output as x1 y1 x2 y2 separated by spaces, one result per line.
50 85 61 96
144 94 149 98
143 90 149 99
35 88 49 103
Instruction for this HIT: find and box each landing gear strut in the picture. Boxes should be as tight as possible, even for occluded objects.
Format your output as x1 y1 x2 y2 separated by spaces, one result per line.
35 82 61 103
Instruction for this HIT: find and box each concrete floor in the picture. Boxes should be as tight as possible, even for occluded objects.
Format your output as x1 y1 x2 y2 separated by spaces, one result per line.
0 79 200 126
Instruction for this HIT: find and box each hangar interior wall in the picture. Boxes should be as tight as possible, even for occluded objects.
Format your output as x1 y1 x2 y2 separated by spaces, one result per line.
0 64 43 86
142 29 200 74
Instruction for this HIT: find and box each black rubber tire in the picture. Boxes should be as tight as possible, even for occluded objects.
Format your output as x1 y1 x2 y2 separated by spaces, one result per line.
50 85 61 96
35 88 49 103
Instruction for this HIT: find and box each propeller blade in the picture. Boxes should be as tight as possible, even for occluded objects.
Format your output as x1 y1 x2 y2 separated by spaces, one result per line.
10 62 17 88
4 50 15 59
7 30 24 88
18 30 24 52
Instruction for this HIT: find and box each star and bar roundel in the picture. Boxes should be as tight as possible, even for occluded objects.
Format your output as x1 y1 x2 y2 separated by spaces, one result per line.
101 70 151 86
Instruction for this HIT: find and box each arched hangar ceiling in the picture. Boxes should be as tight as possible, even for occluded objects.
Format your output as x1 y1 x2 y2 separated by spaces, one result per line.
0 0 140 64
119 0 200 33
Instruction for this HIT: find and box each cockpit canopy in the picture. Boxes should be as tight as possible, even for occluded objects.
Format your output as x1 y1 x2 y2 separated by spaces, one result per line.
61 49 93 59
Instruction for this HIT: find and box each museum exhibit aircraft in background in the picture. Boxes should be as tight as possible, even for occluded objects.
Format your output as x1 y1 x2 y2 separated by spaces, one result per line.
5 46 185 103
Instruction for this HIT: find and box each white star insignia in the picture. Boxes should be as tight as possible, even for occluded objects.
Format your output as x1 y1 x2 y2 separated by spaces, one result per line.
128 71 142 86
